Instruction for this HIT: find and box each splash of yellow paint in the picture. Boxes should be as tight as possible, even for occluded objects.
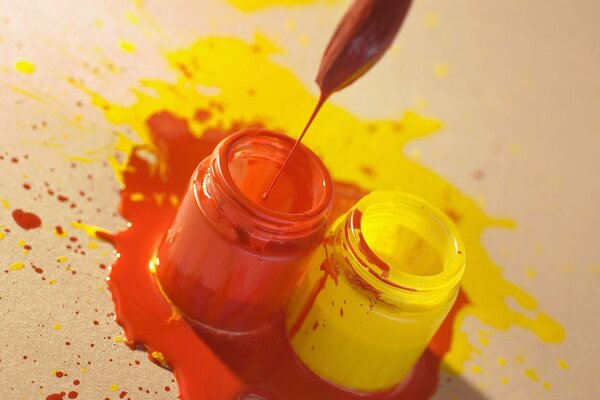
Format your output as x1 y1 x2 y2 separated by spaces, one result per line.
119 40 136 53
53 323 62 330
83 35 564 374
9 262 25 271
226 0 331 12
109 384 119 392
15 59 36 74
57 256 68 263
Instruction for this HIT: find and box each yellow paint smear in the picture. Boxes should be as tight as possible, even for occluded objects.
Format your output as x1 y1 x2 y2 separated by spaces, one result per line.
9 262 25 271
15 59 36 74
84 35 563 373
226 0 330 12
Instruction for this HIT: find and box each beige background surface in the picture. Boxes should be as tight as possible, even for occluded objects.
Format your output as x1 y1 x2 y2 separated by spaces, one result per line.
1 0 599 399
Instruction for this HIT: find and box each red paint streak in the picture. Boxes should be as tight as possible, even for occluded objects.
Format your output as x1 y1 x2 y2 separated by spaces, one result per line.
46 393 65 400
57 194 69 202
12 209 42 230
102 110 467 399
263 93 328 199
23 183 31 190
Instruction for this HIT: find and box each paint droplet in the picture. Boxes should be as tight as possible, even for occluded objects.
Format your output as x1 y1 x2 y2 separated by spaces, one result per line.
48 279 57 285
543 381 552 390
114 336 123 342
57 256 68 263
423 13 439 28
109 384 119 392
434 63 449 78
496 357 507 366
470 365 482 374
9 262 25 271
525 368 539 381
67 391 78 399
53 323 62 330
12 209 42 230
558 360 569 369
15 59 36 74
500 377 509 384
119 40 136 52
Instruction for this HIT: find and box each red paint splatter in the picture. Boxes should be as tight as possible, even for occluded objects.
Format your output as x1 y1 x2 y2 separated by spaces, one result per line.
12 209 42 230
100 110 467 399
46 392 65 400
57 194 69 202
55 371 64 378
67 391 78 399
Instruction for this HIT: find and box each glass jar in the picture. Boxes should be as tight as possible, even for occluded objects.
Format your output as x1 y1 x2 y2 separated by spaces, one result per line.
286 191 465 394
155 128 333 334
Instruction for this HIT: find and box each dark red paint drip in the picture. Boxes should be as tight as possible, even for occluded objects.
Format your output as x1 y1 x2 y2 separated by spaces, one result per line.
101 110 468 400
46 392 65 400
12 209 42 230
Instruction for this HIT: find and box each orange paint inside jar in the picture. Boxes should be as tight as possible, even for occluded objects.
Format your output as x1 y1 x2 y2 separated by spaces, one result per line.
155 128 333 333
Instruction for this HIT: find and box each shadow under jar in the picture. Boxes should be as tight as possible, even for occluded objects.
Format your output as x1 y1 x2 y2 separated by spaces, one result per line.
286 191 466 395
155 128 333 334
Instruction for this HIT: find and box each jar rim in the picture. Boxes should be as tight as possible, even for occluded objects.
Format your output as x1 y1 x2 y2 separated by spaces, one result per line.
214 128 333 228
343 191 465 299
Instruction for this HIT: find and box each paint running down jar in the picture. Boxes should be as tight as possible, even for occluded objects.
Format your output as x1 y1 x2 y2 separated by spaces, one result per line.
286 191 465 394
155 128 333 334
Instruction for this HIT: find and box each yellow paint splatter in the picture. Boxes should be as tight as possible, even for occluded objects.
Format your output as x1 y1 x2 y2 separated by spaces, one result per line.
2 199 10 209
130 192 145 202
558 360 569 369
525 368 539 382
543 381 552 390
0 232 4 240
109 384 119 392
150 351 170 369
9 262 25 271
525 266 537 279
15 59 36 74
496 357 507 366
285 19 298 32
87 241 99 249
126 11 140 24
53 323 62 330
48 279 57 285
114 336 123 342
424 13 440 28
226 0 326 12
82 35 564 376
500 377 509 384
119 40 136 53
71 221 109 239
434 63 450 78
470 365 482 374
57 256 68 263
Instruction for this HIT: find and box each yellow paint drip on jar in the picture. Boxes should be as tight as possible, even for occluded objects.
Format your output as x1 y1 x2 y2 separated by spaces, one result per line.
79 35 564 374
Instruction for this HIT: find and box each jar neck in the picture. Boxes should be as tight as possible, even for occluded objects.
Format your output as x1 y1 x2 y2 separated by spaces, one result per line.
334 191 465 307
198 128 333 252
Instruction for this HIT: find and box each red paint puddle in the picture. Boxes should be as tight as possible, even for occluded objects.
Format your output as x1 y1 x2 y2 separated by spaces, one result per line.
12 209 42 229
102 111 467 399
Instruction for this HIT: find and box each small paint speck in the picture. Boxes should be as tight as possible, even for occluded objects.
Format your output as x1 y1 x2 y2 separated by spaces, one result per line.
109 384 119 392
525 368 539 381
496 357 507 366
558 360 569 369
9 262 25 271
543 381 552 390
500 377 509 384
434 63 450 78
53 324 62 330
114 336 123 342
119 40 136 52
57 256 68 263
15 59 35 74
470 365 482 374
424 13 439 28
48 279 57 285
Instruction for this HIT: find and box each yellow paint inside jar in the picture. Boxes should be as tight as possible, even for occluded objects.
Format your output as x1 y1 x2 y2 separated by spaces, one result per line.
286 191 465 393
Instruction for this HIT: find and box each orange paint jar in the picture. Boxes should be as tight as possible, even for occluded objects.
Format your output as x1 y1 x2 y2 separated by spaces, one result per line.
155 128 333 334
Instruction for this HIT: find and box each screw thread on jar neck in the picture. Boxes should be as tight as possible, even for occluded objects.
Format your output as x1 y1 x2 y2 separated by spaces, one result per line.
337 191 465 307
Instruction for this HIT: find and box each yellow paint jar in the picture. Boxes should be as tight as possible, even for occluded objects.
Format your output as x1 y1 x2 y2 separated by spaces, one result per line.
286 191 466 394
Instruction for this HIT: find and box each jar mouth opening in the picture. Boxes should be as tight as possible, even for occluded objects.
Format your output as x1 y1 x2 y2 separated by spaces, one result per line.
215 128 333 226
345 191 465 294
